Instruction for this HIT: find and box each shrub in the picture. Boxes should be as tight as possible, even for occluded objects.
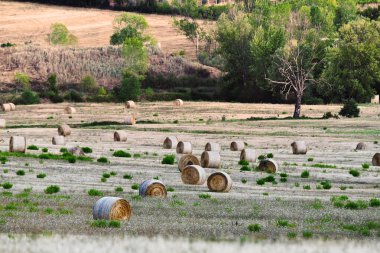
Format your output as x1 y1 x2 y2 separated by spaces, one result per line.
110 171 117 176
349 169 360 177
60 148 68 153
27 145 39 150
17 90 40 105
199 193 211 199
301 170 310 178
116 71 143 101
133 153 141 158
369 198 380 207
362 163 370 169
131 183 139 190
44 185 60 194
42 148 48 153
64 90 84 102
88 189 104 196
2 182 13 189
307 157 314 162
239 160 249 166
102 173 111 178
256 179 265 185
123 174 133 179
248 224 261 232
113 150 131 157
167 186 175 192
303 185 311 190
115 187 124 192
37 173 46 179
161 154 175 165
91 220 120 228
241 178 247 184
280 177 287 183
97 157 108 163
267 153 274 158
302 230 313 239
339 99 360 118
240 165 251 172
82 147 93 153
48 23 77 45
80 75 98 93
320 180 332 190
16 170 25 176
67 156 76 163
15 72 30 89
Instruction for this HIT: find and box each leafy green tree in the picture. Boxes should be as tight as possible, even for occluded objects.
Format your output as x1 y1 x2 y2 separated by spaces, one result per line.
47 23 77 45
118 71 144 101
47 73 58 94
80 75 98 93
110 13 148 45
122 37 148 74
14 72 30 90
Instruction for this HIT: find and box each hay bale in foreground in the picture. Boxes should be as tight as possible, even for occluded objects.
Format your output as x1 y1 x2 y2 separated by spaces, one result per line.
176 141 192 154
207 172 232 192
163 136 178 149
9 136 26 153
373 153 380 166
205 142 221 152
1 104 12 112
114 131 127 142
139 179 167 198
201 151 221 168
93 197 132 221
125 101 136 109
240 149 256 162
291 141 307 154
52 135 65 145
258 159 279 173
355 142 367 151
64 106 76 114
9 103 16 111
230 141 245 151
178 154 200 172
0 119 6 129
371 95 379 104
181 165 206 185
173 99 184 106
58 124 71 137
125 115 136 125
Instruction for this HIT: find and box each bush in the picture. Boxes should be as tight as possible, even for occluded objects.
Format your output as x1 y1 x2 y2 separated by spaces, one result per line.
17 90 40 105
131 183 139 190
67 156 76 163
161 154 175 165
113 150 131 157
369 198 380 207
97 157 109 163
27 145 39 150
60 148 68 153
2 182 13 189
80 75 98 93
37 173 46 179
238 160 249 166
44 185 60 194
115 187 124 192
248 224 261 232
339 99 360 118
362 163 370 169
48 23 77 45
82 147 93 153
116 71 143 101
42 148 48 153
16 170 25 176
199 193 211 199
64 90 84 102
301 170 310 178
15 72 30 89
349 169 360 177
123 174 133 179
88 189 104 196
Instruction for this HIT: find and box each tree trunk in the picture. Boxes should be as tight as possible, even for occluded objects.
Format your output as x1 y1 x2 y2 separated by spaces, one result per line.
293 95 302 118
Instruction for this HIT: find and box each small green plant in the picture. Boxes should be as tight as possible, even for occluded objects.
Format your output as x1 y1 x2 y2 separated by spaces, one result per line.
88 189 104 196
2 182 13 189
349 169 360 177
339 99 360 118
82 147 93 153
303 185 311 190
280 177 287 183
161 154 175 165
258 155 266 160
91 220 120 228
112 150 130 158
67 156 76 163
301 170 310 178
238 160 249 166
247 224 261 232
241 178 247 184
60 148 68 153
36 173 46 179
97 157 108 163
167 186 175 192
240 165 251 172
131 183 139 190
302 230 313 239
133 153 141 158
27 145 39 150
102 173 111 178
123 174 133 179
362 163 370 169
307 157 314 162
115 187 124 192
16 170 25 176
287 232 297 239
44 185 60 194
42 148 48 153
110 171 117 176
294 182 300 187
369 198 380 207
320 180 332 190
267 153 273 158
3 169 9 173
199 193 211 199
276 219 295 228
311 163 336 169
101 177 107 183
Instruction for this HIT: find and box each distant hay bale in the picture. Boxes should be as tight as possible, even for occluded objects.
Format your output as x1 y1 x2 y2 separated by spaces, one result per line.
176 141 192 154
371 95 379 104
9 136 26 153
173 99 184 106
0 119 6 129
205 142 221 152
207 172 232 193
240 149 256 162
125 115 136 125
93 197 132 221
291 141 307 154
163 136 178 149
181 165 207 185
9 103 16 111
258 159 279 173
52 135 65 145
58 124 71 137
178 154 200 172
201 151 221 168
125 101 136 109
64 106 76 114
355 142 367 151
1 104 12 112
139 179 167 198
230 141 245 151
372 153 380 166
114 131 127 142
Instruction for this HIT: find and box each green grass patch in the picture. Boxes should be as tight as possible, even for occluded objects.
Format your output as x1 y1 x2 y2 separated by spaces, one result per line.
88 189 104 196
44 185 60 194
113 150 131 158
161 154 175 165
311 163 336 169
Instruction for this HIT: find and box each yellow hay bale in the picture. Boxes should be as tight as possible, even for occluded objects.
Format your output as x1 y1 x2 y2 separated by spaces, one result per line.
52 135 65 145
173 99 184 106
9 136 26 153
240 149 256 162
258 159 279 173
114 131 128 142
291 141 307 154
125 101 136 109
0 119 6 129
205 142 221 152
372 153 380 166
181 165 207 185
125 115 136 125
207 172 232 193
201 151 221 168
64 106 76 114
355 142 367 151
139 179 167 198
163 136 178 149
176 141 192 154
93 197 132 221
58 124 71 137
1 104 12 112
230 141 245 151
178 154 200 172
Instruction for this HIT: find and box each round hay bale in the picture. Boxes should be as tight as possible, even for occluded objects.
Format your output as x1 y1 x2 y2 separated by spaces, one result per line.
201 151 221 168
125 100 136 109
355 142 367 151
1 104 12 112
58 124 71 137
176 141 192 154
114 131 127 142
205 142 221 152
125 115 136 125
372 153 380 166
258 159 279 173
0 119 6 129
240 149 256 162
173 99 184 106
230 141 245 151
9 103 16 111
139 179 167 198
207 172 232 193
9 136 26 153
64 106 76 114
291 141 307 154
178 154 200 172
181 165 207 185
52 135 65 145
93 197 132 221
163 136 178 149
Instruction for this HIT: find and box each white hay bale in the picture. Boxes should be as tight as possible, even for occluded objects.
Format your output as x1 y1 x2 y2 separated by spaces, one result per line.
181 165 206 185
207 172 232 193
178 154 200 172
372 153 380 166
163 136 178 149
371 95 379 104
258 159 279 173
240 149 256 162
125 101 136 109
205 142 221 152
139 179 167 198
201 151 221 168
9 136 26 153
58 124 71 137
64 106 76 114
9 103 16 111
1 104 12 112
0 119 6 129
291 141 307 154
114 131 127 142
230 141 245 151
176 141 192 154
52 135 65 145
125 115 136 125
93 197 132 221
173 99 184 106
